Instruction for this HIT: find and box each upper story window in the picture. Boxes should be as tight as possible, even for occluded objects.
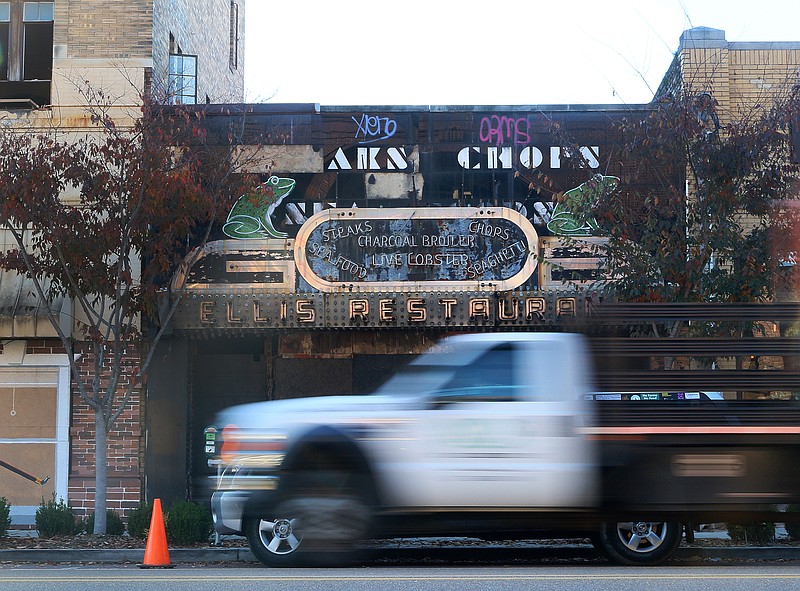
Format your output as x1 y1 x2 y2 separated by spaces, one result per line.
168 53 197 104
0 4 9 81
792 98 800 164
0 1 53 108
22 1 53 81
229 1 239 70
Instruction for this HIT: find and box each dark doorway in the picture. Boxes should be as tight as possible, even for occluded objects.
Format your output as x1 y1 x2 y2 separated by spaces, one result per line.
190 337 268 500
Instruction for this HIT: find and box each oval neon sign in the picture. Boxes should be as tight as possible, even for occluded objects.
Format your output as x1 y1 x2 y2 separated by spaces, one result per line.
294 207 538 292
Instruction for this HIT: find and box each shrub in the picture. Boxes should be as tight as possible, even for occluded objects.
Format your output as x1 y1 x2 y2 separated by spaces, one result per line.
127 502 153 540
0 497 11 537
79 510 125 535
726 522 775 545
165 501 213 545
35 495 76 537
785 505 800 540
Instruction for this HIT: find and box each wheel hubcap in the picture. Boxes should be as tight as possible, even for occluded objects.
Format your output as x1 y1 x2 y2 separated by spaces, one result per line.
616 521 668 553
258 516 302 555
274 519 292 538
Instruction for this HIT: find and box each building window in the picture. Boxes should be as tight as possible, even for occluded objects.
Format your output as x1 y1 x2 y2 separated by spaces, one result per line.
0 1 53 107
1 3 10 81
229 1 239 70
792 101 800 164
22 1 53 81
168 53 197 104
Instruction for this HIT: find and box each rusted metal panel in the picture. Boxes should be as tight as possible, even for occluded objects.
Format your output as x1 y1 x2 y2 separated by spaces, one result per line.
173 239 295 292
232 145 323 174
539 236 608 288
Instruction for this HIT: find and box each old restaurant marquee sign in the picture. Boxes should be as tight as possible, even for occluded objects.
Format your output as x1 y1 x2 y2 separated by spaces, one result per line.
294 207 538 292
171 205 600 331
171 105 633 331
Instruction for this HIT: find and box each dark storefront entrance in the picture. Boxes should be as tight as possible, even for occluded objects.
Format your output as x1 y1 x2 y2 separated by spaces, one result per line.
148 331 430 505
189 337 267 500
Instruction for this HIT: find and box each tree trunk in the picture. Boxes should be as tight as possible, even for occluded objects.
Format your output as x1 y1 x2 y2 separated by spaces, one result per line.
93 411 108 535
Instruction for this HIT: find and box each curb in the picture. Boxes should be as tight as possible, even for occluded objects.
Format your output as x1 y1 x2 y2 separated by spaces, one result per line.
2 544 800 564
675 545 800 561
0 547 256 564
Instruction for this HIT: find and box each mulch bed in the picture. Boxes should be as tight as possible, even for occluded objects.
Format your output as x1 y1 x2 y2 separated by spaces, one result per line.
0 534 248 550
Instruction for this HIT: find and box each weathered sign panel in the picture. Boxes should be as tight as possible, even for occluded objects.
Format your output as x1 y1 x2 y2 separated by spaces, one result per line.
293 207 538 292
173 289 597 331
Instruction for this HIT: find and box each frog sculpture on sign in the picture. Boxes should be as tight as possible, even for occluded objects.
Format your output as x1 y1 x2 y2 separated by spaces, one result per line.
547 174 619 236
223 176 296 239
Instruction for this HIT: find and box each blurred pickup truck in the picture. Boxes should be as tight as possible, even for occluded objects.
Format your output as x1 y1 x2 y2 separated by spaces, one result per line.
210 332 800 566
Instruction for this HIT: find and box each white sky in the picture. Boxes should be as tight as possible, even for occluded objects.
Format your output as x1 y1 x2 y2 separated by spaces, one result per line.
244 0 800 106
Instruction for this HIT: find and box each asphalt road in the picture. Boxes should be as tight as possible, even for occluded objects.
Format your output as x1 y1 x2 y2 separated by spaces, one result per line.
3 565 800 591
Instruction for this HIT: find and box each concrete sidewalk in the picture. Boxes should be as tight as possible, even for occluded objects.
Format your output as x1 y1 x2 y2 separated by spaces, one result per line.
2 535 800 564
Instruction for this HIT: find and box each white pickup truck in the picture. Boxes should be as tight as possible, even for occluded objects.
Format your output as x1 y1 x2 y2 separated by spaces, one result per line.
210 332 800 566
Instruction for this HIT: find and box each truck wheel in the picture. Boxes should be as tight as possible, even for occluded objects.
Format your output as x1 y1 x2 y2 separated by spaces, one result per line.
597 521 681 565
245 502 305 567
246 489 372 567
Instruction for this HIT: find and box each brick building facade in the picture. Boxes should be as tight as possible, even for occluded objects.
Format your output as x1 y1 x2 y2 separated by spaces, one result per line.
0 0 245 526
657 27 800 125
1 17 798 527
657 27 800 376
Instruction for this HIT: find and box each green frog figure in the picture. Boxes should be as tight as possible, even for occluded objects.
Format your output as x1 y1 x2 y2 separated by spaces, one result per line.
547 174 619 236
223 175 296 239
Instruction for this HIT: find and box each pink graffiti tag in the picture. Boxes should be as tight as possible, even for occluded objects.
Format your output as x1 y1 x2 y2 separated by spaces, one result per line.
479 115 531 146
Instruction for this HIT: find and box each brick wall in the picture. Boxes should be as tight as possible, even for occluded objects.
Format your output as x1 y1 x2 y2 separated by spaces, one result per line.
55 0 154 59
663 29 800 299
675 30 800 124
681 46 731 118
24 340 67 355
728 47 800 117
152 0 245 103
67 343 144 518
51 1 244 107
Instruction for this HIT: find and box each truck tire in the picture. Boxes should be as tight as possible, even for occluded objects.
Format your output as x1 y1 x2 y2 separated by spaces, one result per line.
245 503 304 567
245 473 373 567
597 521 681 566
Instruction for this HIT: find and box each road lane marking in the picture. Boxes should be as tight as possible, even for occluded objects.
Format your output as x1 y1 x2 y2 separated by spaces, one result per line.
4 573 800 583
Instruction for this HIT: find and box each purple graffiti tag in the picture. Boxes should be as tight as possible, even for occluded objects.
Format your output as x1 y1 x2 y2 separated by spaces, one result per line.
353 114 398 143
478 115 531 146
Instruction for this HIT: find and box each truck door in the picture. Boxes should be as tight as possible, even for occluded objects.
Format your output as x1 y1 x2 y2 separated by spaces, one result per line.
412 340 596 509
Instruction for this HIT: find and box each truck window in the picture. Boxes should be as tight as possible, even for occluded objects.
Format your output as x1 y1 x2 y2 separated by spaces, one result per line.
436 344 518 402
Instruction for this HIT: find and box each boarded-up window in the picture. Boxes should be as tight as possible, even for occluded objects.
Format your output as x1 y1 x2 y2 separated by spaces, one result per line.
0 367 58 505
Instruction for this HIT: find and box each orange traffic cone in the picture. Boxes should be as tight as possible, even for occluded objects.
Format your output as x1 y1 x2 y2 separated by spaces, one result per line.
139 498 174 568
